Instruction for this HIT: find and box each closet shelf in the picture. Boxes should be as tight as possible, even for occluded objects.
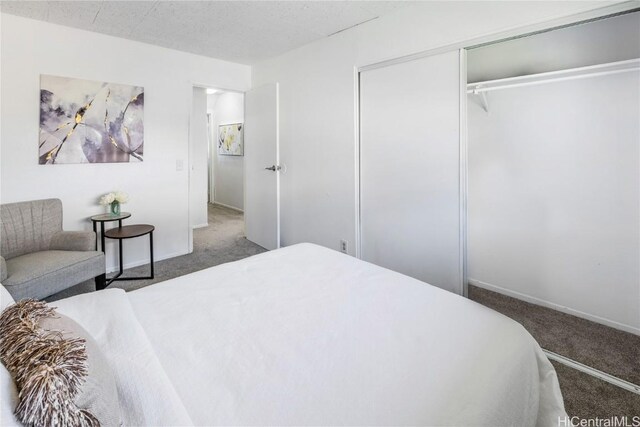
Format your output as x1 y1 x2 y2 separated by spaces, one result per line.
467 58 640 95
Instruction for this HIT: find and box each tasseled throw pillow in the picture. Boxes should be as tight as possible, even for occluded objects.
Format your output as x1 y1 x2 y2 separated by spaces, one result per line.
0 300 121 427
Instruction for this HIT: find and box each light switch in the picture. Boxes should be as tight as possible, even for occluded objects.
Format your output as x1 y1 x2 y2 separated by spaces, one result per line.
176 159 184 171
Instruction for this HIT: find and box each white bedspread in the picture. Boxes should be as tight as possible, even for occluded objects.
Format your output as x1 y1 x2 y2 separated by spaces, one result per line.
121 243 566 426
52 289 193 426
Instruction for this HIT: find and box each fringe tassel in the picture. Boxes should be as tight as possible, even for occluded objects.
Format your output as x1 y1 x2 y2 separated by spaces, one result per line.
0 300 99 427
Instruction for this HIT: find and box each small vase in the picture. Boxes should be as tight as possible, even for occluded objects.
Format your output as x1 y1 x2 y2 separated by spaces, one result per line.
110 201 121 216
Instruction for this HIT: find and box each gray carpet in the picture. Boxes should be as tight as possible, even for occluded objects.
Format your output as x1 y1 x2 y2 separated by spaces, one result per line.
110 203 266 292
552 361 640 419
469 285 640 418
49 204 265 300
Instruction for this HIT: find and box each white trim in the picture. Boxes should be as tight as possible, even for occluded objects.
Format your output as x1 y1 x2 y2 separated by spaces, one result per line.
192 223 208 229
275 82 281 249
468 278 640 336
242 92 247 237
467 58 640 93
459 49 468 297
106 249 188 274
187 84 194 255
212 201 244 213
353 66 362 259
543 350 640 395
191 83 246 95
358 2 639 72
207 112 215 204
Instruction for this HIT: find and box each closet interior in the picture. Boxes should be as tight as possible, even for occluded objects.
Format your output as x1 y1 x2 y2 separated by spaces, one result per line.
466 10 640 405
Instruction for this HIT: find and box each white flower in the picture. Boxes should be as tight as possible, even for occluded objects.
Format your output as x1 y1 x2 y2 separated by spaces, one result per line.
99 191 129 205
99 193 115 205
114 191 129 204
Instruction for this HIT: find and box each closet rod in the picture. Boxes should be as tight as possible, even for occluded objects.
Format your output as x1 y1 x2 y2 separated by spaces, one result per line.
467 58 640 94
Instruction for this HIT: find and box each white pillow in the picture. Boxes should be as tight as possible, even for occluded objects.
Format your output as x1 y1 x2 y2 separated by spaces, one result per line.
0 284 20 426
0 284 14 311
0 366 19 426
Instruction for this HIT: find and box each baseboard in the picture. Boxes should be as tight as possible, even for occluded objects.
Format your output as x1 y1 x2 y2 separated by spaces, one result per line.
468 278 640 336
212 202 243 213
106 249 188 274
192 223 208 229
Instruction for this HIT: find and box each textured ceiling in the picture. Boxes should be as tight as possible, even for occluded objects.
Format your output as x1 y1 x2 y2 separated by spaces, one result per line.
0 1 411 64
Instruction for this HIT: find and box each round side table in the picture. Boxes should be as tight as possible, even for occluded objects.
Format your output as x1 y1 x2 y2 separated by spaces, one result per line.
90 212 131 252
103 224 155 287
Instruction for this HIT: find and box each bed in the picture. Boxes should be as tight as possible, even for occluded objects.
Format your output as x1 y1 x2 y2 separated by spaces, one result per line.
1 243 566 426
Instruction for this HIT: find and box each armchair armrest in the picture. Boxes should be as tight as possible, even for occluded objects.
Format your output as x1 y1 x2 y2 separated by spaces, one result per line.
0 256 7 282
49 231 96 252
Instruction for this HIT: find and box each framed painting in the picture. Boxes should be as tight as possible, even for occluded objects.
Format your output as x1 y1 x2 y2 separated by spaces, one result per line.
218 123 243 156
39 74 144 164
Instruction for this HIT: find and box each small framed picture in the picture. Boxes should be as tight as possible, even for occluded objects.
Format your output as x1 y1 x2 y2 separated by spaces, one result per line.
218 123 243 156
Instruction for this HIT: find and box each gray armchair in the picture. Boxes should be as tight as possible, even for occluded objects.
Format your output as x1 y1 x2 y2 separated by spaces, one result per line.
0 198 106 300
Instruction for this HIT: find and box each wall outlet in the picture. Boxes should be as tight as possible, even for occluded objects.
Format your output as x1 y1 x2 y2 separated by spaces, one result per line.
340 240 348 254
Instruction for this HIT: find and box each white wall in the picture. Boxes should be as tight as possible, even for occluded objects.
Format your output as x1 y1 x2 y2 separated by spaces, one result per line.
252 1 617 255
467 72 640 334
189 87 209 228
208 92 244 211
0 13 251 271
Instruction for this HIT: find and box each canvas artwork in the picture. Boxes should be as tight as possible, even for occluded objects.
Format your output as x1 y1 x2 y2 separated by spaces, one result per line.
218 123 243 156
39 74 144 164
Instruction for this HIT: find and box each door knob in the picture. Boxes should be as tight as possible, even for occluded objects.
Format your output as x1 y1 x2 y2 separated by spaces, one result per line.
264 165 281 171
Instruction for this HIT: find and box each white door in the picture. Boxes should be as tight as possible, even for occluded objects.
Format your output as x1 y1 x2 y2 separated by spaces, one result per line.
244 83 280 250
360 51 463 294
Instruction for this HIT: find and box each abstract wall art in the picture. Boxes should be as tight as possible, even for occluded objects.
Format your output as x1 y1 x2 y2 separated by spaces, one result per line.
218 123 243 156
39 75 144 164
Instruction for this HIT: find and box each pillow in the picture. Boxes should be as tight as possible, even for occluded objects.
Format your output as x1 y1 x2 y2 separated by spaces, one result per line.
0 361 20 426
0 284 20 426
0 300 122 427
0 283 14 311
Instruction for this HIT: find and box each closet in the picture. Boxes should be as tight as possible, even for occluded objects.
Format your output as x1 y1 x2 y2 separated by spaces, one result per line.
466 12 640 334
358 10 639 335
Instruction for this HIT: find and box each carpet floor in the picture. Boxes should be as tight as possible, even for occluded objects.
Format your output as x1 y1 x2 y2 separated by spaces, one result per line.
109 203 266 292
469 285 640 418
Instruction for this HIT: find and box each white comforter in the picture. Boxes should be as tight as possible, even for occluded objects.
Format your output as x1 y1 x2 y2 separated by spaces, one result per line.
53 289 193 426
56 243 565 426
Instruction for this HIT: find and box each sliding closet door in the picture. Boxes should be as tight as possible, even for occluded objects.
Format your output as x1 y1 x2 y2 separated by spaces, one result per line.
360 51 462 294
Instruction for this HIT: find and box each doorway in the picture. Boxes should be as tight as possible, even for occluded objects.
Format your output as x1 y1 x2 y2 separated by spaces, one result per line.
189 83 281 253
206 88 246 212
189 85 248 252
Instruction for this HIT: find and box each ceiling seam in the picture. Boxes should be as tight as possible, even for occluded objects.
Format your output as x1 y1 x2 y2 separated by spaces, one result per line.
327 16 379 37
130 0 159 37
92 2 102 24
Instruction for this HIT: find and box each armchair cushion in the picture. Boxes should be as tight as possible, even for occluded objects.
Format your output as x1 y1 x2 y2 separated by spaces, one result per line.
3 251 105 301
49 231 96 252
